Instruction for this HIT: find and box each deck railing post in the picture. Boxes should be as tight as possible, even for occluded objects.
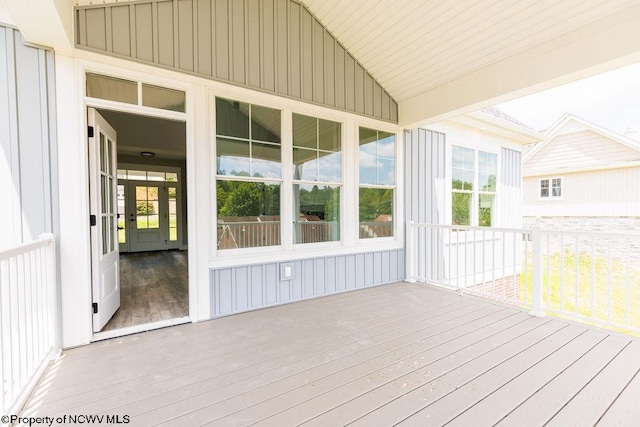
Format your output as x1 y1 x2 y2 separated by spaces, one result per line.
529 226 546 317
406 221 416 283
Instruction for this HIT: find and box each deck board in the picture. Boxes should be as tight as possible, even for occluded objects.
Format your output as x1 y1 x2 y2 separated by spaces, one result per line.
19 282 640 426
546 341 640 426
496 334 630 426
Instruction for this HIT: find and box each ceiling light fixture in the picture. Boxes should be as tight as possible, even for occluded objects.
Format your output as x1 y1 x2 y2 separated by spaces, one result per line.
140 151 155 157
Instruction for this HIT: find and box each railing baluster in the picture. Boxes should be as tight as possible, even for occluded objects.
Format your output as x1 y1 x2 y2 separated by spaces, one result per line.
608 238 612 322
591 240 595 318
560 234 564 312
502 230 506 300
626 239 630 327
529 226 545 317
512 232 517 303
574 236 579 315
482 228 487 294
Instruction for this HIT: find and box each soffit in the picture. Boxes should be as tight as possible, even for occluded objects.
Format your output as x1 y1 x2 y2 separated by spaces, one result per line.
301 0 634 102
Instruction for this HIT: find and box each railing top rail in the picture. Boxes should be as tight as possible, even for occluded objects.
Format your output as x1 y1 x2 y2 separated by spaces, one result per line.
538 228 640 240
217 221 281 225
409 223 529 235
0 233 54 261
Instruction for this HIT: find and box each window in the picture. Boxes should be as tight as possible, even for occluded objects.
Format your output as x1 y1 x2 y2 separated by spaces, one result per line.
358 127 395 238
452 146 497 227
86 73 186 113
540 177 562 199
293 114 341 244
216 98 282 249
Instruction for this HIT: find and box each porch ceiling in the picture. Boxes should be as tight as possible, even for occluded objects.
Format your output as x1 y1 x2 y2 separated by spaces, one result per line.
301 0 640 126
6 0 640 127
303 0 628 102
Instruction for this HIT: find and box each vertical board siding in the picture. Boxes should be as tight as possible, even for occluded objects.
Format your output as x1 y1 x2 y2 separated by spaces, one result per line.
405 128 446 225
0 26 57 247
75 0 398 123
210 249 404 316
500 147 522 227
404 128 447 281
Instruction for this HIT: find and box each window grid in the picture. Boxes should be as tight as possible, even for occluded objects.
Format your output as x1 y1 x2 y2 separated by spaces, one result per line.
452 146 497 227
358 127 396 239
540 177 562 199
215 98 283 250
293 113 342 245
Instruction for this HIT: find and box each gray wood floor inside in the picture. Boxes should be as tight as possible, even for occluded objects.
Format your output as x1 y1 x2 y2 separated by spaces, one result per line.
22 282 640 426
102 250 189 331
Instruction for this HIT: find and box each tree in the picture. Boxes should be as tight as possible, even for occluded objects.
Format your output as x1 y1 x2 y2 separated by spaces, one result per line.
452 192 471 225
359 188 392 221
136 201 155 215
219 182 261 217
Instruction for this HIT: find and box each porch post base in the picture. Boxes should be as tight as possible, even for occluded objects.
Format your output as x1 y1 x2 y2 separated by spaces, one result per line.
528 310 547 318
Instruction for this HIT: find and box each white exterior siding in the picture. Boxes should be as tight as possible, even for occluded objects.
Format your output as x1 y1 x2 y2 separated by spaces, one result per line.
523 166 640 217
425 121 525 229
525 130 640 176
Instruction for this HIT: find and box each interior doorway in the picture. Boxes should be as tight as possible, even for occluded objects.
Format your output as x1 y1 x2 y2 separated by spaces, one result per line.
88 107 189 336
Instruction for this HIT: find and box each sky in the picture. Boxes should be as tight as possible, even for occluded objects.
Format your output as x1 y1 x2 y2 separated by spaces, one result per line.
496 62 640 138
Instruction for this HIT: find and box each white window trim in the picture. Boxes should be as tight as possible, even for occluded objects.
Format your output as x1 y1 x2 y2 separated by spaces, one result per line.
356 125 400 244
292 113 344 248
448 143 499 228
538 176 563 200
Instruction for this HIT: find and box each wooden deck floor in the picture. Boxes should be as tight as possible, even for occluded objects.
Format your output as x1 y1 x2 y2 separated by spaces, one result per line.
21 282 640 426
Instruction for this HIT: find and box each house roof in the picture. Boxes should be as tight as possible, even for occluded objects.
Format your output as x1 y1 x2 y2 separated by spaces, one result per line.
523 113 640 176
6 0 640 128
524 113 640 162
443 107 545 145
480 107 532 129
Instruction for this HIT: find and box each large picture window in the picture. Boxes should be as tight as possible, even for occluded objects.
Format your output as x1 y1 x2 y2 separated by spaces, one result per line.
293 113 341 244
216 97 282 249
358 127 395 239
452 146 497 227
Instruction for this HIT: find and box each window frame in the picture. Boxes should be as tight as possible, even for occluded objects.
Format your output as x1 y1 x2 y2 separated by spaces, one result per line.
210 88 402 261
538 176 563 200
292 113 344 247
357 126 397 241
214 97 284 251
450 144 499 228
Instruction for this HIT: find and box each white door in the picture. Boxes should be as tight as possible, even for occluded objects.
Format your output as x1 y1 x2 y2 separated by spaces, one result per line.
128 181 170 252
88 108 120 332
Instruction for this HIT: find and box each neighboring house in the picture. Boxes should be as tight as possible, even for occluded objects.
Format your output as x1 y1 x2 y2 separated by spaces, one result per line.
0 0 633 353
523 114 640 232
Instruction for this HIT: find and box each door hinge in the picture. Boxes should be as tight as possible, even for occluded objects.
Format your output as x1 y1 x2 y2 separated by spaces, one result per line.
92 302 98 314
90 214 97 226
88 126 94 138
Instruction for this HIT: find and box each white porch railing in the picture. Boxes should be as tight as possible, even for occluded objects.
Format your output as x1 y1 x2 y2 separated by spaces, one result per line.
0 234 58 417
407 223 640 335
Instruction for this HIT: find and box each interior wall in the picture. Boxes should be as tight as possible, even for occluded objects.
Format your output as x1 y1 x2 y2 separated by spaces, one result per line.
118 154 188 248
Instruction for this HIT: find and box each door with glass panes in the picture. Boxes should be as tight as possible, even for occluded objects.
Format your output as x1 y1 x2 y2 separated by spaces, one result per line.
117 170 180 252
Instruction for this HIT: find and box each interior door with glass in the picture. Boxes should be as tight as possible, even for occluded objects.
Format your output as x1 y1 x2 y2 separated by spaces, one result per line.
88 108 120 332
128 181 169 252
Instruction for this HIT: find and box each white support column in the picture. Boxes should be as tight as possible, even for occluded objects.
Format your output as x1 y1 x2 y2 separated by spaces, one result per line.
529 226 546 318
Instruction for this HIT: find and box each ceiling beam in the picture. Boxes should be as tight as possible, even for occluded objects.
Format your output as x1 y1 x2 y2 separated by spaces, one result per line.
399 3 640 129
